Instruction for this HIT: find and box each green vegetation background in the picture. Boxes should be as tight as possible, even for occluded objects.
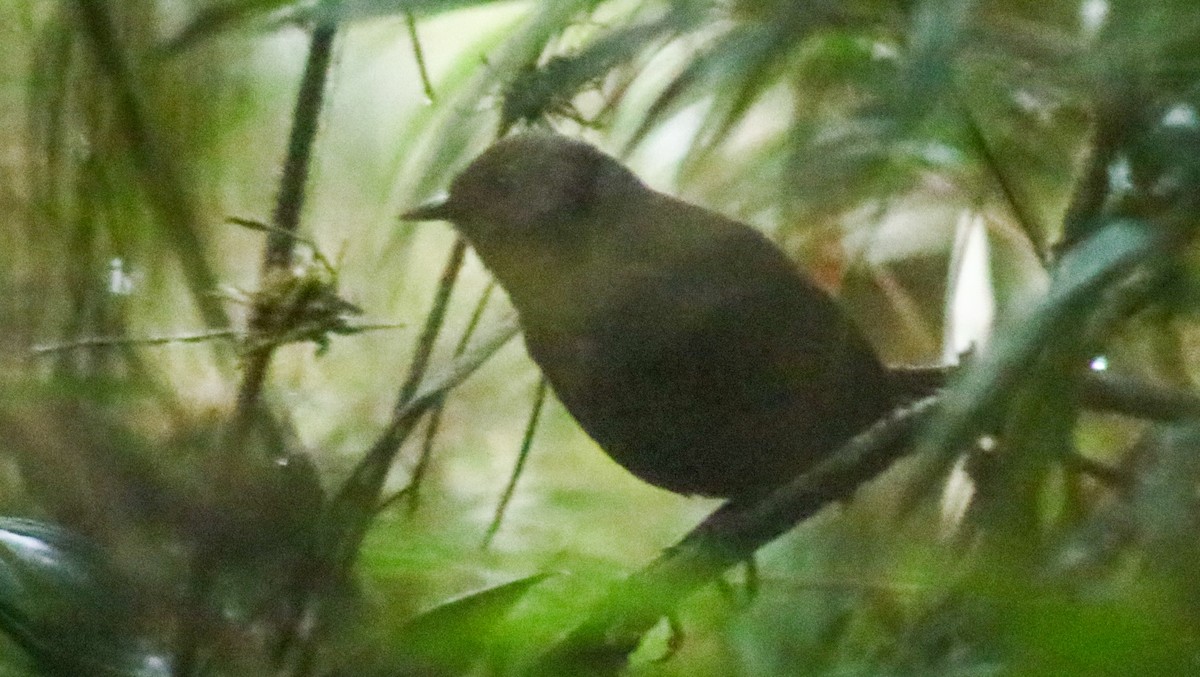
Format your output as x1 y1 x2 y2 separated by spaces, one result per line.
1 0 1199 675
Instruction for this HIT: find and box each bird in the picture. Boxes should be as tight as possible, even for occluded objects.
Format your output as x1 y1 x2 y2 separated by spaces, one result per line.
403 133 939 503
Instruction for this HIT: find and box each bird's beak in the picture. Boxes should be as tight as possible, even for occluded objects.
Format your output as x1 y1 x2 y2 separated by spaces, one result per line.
400 193 454 221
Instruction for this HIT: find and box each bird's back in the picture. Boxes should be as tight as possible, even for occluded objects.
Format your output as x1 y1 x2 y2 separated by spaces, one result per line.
520 191 898 500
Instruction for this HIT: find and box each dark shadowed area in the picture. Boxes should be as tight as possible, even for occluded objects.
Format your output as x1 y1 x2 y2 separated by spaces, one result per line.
1 1 1200 676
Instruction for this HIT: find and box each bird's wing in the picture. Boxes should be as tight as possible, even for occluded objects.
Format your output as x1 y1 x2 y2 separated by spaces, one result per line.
526 206 894 497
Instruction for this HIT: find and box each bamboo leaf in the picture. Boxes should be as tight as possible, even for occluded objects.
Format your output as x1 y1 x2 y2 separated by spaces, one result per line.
0 518 169 677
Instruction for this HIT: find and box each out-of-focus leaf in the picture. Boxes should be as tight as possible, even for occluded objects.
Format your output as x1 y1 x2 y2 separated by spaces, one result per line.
626 4 875 155
70 0 230 336
1128 423 1200 580
0 518 169 677
382 10 519 267
953 60 1087 260
780 109 902 221
313 0 518 25
374 573 549 676
689 22 791 152
918 219 1177 466
165 0 512 53
500 11 693 133
159 0 295 54
621 40 719 154
897 0 980 123
324 314 519 567
997 578 1197 676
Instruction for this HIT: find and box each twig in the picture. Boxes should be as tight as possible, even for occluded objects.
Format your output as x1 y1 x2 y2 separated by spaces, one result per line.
326 315 521 567
405 409 444 514
29 323 402 356
953 86 1045 259
396 238 468 406
1059 84 1136 256
1080 370 1200 421
381 237 466 512
31 330 241 354
482 376 548 548
224 21 338 456
226 216 335 271
405 12 436 103
401 279 496 513
529 397 939 677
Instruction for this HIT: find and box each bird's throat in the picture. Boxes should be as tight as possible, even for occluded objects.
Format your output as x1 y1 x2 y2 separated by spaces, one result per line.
470 237 598 331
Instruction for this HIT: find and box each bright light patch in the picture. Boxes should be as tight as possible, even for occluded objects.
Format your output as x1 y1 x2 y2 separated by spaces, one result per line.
1081 0 1109 37
108 258 135 296
946 212 994 361
1162 105 1199 129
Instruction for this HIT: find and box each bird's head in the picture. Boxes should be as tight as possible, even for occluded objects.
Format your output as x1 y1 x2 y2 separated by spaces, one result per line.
402 134 643 247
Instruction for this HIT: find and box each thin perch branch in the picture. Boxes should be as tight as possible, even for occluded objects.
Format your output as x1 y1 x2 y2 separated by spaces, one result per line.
530 397 939 677
483 376 548 548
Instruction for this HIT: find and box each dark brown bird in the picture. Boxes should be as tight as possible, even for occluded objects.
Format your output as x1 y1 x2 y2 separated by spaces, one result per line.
404 134 934 502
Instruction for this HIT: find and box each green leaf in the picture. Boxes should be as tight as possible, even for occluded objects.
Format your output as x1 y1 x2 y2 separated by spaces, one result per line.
898 0 980 122
500 15 685 133
314 0 516 23
918 219 1174 465
377 573 550 675
0 518 169 677
164 0 510 52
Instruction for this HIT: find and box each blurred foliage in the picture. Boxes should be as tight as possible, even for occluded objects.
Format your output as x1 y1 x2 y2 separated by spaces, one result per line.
2 0 1200 675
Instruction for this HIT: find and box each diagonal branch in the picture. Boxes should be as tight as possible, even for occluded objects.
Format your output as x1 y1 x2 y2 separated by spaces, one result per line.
530 397 940 677
326 314 520 567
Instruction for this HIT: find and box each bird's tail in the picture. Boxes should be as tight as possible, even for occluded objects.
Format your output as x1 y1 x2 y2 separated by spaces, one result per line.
887 364 951 402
